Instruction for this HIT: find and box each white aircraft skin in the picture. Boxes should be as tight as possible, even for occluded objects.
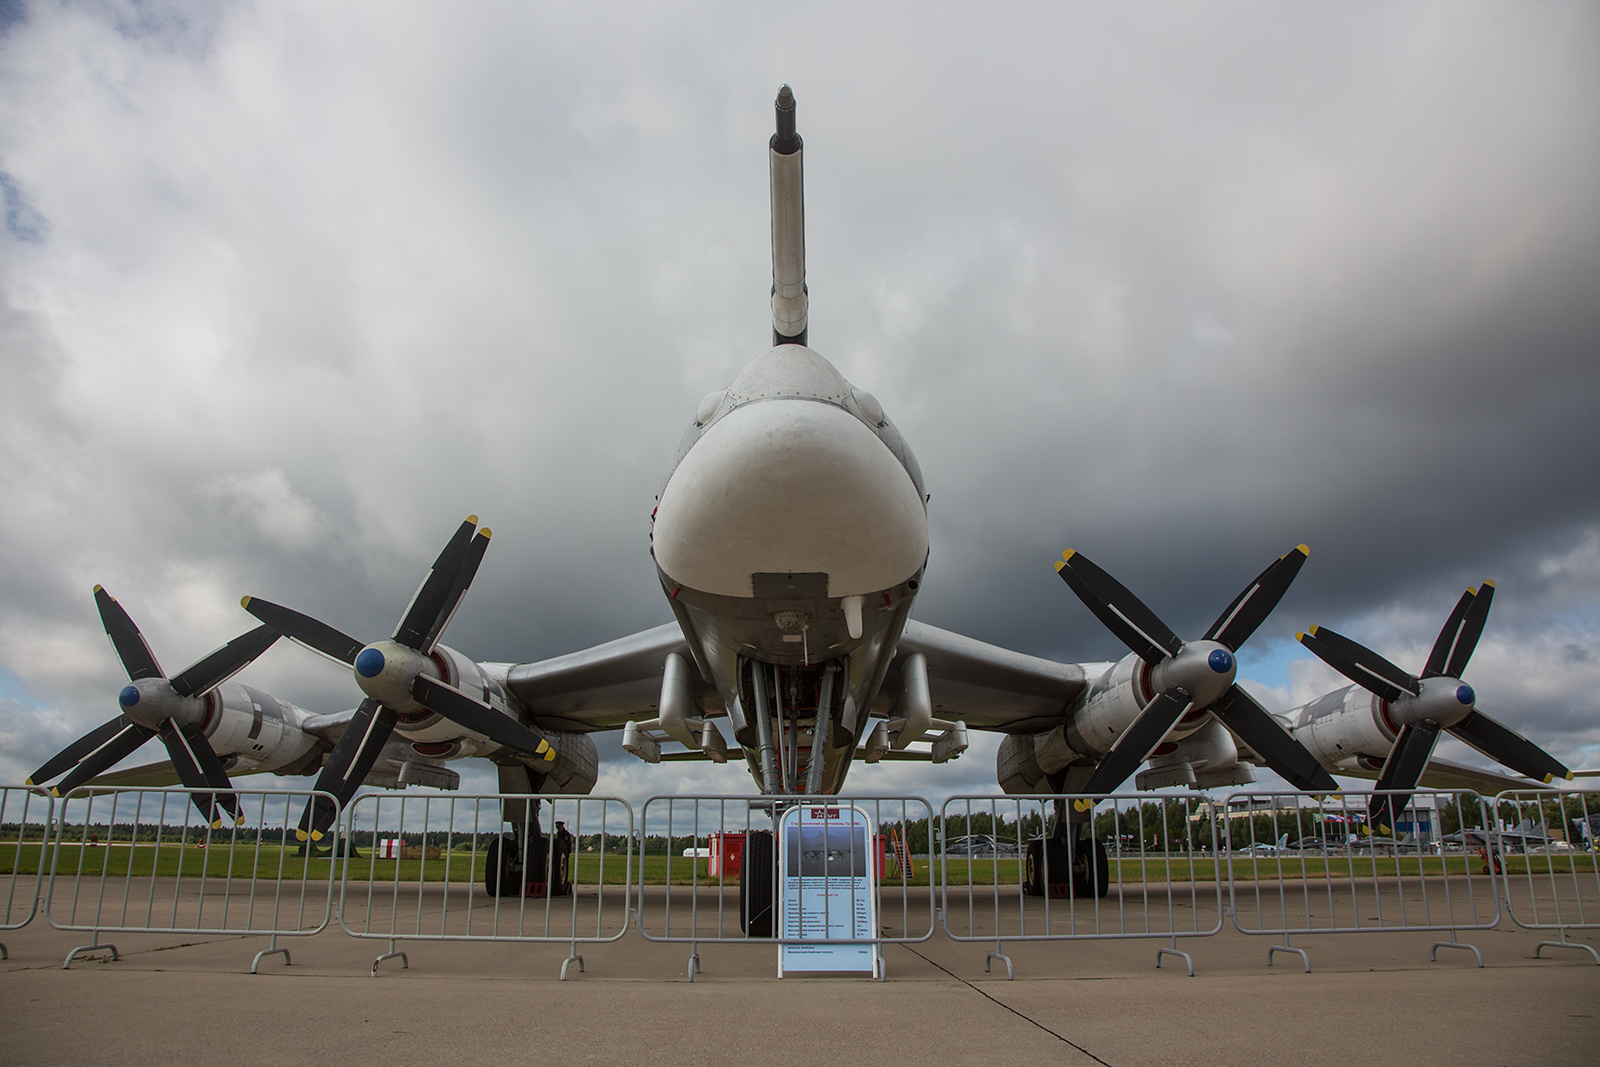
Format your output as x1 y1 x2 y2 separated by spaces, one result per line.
38 86 1571 836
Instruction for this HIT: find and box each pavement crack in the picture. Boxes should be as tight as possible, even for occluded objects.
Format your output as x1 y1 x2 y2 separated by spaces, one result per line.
895 945 1113 1066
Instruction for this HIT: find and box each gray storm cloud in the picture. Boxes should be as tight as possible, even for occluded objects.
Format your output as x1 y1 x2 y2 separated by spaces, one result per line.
0 1 1597 804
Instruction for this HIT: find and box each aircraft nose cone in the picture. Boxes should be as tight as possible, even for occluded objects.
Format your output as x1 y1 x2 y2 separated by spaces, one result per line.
654 397 927 599
119 685 141 708
356 647 386 679
1208 649 1234 674
1456 684 1475 706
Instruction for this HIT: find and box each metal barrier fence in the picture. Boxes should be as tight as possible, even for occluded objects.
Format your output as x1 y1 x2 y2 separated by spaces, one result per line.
43 786 341 971
939 794 1225 978
338 793 633 978
634 796 936 981
1223 789 1500 970
2 787 55 959
1492 789 1600 966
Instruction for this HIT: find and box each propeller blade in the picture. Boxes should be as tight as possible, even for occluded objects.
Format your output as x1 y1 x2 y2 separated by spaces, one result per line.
411 675 555 761
1296 626 1420 703
1211 686 1340 792
1449 709 1571 784
28 717 130 786
1203 545 1309 652
241 597 364 666
1368 720 1441 836
1422 588 1475 679
1074 688 1193 807
298 698 397 841
419 528 491 654
167 625 280 698
159 721 239 827
51 721 157 796
393 516 480 651
1055 551 1183 666
1442 581 1494 680
93 585 162 681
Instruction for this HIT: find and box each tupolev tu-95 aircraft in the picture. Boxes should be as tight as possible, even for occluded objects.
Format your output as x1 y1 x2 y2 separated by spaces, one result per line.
29 88 1571 884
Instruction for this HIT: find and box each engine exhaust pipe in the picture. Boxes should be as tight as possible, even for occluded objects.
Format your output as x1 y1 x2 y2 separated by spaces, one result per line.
770 84 807 347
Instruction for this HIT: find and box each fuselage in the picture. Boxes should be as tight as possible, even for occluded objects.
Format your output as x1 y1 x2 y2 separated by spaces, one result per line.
652 344 928 791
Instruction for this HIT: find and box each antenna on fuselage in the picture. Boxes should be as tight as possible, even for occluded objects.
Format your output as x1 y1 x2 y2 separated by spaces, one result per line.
770 85 807 348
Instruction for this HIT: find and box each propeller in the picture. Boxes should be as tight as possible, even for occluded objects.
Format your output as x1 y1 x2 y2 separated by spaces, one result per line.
243 515 556 841
1055 546 1339 811
27 586 280 827
1296 581 1572 836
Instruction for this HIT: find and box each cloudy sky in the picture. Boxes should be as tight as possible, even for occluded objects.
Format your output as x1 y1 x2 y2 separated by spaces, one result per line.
2 1 1597 809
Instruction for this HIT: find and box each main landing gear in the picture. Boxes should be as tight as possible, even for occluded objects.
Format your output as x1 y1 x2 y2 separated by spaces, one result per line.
484 800 575 898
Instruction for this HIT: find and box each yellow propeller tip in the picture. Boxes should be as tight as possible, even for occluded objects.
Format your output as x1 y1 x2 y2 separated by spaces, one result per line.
24 778 34 787
1072 798 1093 812
481 528 492 540
1308 625 1320 636
1483 578 1495 589
1567 771 1576 781
1052 559 1066 573
544 749 556 762
1296 544 1310 556
240 596 252 608
1295 632 1307 642
50 788 60 798
295 829 309 842
93 583 104 593
310 830 324 842
1061 549 1076 562
467 514 479 525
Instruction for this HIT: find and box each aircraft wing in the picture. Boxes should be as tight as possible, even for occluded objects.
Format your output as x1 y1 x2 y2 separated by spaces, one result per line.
495 618 1093 737
881 619 1098 733
86 761 279 789
1338 755 1556 796
498 622 702 733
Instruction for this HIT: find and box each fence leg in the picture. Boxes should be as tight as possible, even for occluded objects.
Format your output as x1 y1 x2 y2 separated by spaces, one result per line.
1157 936 1195 977
251 934 291 974
1535 929 1600 966
372 938 408 977
1267 933 1310 973
874 944 886 982
984 940 1014 980
63 932 119 970
687 941 700 983
560 940 585 981
1430 924 1483 967
1 943 7 961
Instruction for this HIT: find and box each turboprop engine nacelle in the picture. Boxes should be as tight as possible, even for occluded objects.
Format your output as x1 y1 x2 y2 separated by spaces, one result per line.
1135 717 1256 791
1285 684 1397 768
1064 653 1217 760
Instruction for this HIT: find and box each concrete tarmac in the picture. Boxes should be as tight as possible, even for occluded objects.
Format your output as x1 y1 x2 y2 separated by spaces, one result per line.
3 891 1598 1067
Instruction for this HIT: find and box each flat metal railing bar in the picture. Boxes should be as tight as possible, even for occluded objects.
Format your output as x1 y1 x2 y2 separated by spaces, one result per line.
1224 789 1499 970
938 793 1225 978
1493 789 1600 965
39 786 340 969
336 793 633 978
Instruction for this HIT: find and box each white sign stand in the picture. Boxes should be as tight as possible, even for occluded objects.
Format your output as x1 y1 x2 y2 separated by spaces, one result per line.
777 804 879 977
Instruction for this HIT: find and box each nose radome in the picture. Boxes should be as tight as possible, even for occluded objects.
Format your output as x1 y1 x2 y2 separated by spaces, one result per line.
653 398 928 599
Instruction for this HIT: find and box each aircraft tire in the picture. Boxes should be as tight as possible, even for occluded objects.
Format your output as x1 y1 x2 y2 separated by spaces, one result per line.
740 831 775 937
1090 838 1110 898
485 836 518 897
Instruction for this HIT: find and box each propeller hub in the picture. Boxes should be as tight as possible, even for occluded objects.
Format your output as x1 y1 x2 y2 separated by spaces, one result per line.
1151 640 1236 709
352 640 432 714
117 677 199 732
1392 676 1476 730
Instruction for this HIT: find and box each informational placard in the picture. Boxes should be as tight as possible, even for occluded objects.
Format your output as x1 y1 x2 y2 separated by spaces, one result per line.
778 804 877 976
